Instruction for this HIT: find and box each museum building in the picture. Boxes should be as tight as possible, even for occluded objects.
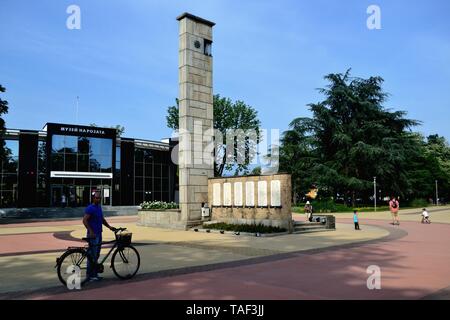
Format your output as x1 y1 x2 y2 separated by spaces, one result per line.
0 123 178 208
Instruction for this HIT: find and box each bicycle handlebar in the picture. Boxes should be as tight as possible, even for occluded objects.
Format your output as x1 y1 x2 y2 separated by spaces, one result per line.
113 227 127 233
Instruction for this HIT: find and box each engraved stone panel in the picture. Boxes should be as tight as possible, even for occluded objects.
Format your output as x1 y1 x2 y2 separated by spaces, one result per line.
258 181 268 207
245 181 254 207
223 183 232 206
213 183 221 206
234 182 243 206
271 180 281 207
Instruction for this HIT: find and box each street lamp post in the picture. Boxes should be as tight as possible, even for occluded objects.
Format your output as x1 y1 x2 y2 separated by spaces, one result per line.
436 180 439 206
374 177 377 212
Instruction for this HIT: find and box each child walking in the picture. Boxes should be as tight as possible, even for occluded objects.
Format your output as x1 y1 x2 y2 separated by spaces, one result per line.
421 208 431 224
353 210 361 230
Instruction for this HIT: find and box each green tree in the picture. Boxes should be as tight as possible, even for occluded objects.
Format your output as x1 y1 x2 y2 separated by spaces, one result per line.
279 117 317 204
166 94 261 177
281 70 421 206
0 84 9 162
422 134 450 201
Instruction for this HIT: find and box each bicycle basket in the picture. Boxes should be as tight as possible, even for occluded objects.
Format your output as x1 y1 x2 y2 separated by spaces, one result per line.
116 232 132 246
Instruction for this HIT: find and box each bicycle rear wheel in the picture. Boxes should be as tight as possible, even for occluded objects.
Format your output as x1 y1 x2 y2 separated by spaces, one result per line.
57 248 92 287
111 245 140 280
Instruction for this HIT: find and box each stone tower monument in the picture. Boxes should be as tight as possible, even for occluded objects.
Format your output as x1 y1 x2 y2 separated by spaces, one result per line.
177 13 215 228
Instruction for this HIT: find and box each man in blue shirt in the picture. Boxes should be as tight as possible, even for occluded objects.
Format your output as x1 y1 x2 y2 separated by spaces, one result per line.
83 190 116 281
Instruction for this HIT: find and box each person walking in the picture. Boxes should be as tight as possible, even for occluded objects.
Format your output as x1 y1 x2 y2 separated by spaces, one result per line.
353 210 361 230
389 196 400 226
82 190 116 281
304 201 313 222
61 194 67 208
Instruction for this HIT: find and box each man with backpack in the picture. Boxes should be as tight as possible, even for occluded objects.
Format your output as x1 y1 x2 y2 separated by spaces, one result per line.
389 196 400 226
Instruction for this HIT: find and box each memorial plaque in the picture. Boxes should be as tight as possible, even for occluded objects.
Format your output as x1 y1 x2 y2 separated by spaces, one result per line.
245 181 255 207
223 183 232 206
271 180 281 207
213 183 221 206
258 181 268 207
234 182 243 206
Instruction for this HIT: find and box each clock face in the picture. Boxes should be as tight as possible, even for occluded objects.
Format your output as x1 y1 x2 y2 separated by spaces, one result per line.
194 40 201 49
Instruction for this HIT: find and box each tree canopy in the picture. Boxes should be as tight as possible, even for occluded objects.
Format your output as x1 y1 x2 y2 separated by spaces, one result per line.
166 94 261 176
280 70 450 205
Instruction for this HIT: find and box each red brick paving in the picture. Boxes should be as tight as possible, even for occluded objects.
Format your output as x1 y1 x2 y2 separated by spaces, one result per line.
0 216 137 256
0 216 137 229
0 232 80 256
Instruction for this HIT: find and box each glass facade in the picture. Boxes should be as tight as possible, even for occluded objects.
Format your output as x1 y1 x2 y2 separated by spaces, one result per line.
36 140 47 206
113 145 121 204
51 135 112 173
49 135 113 207
134 148 171 203
50 178 111 207
1 124 176 208
0 140 19 207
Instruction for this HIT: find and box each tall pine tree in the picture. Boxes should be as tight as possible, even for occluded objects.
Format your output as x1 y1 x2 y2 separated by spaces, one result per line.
280 70 420 206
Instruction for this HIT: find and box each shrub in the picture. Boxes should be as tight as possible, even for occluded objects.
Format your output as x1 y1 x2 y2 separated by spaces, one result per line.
206 222 286 234
408 198 429 208
140 201 179 210
312 198 337 213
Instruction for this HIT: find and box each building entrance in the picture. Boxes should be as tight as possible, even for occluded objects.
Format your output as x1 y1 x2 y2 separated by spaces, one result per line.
50 179 112 207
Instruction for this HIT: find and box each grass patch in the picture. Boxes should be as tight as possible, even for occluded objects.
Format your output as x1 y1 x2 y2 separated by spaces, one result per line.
205 222 287 234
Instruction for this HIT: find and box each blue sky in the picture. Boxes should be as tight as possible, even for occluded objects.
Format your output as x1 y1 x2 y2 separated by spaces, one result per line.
1 0 449 141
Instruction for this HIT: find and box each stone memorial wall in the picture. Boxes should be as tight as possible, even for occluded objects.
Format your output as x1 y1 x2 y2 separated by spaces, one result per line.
207 173 293 232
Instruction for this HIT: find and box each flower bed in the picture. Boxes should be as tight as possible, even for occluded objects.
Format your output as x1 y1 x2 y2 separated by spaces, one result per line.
204 222 287 234
138 201 183 229
139 201 179 210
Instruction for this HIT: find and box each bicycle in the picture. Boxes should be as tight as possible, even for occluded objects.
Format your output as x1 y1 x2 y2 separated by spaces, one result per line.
55 227 140 287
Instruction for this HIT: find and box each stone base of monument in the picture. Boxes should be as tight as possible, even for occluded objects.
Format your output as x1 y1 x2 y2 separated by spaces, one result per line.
203 218 293 232
138 209 195 230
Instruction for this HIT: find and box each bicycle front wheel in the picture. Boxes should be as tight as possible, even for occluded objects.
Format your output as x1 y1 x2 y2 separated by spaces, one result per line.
111 245 140 280
57 248 92 287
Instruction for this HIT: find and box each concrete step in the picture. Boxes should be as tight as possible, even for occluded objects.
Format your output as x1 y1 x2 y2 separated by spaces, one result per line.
292 228 335 234
294 225 327 231
293 221 323 227
293 221 334 234
186 220 204 228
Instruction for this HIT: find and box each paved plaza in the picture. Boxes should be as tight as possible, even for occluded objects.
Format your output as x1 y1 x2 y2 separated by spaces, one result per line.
0 207 449 299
